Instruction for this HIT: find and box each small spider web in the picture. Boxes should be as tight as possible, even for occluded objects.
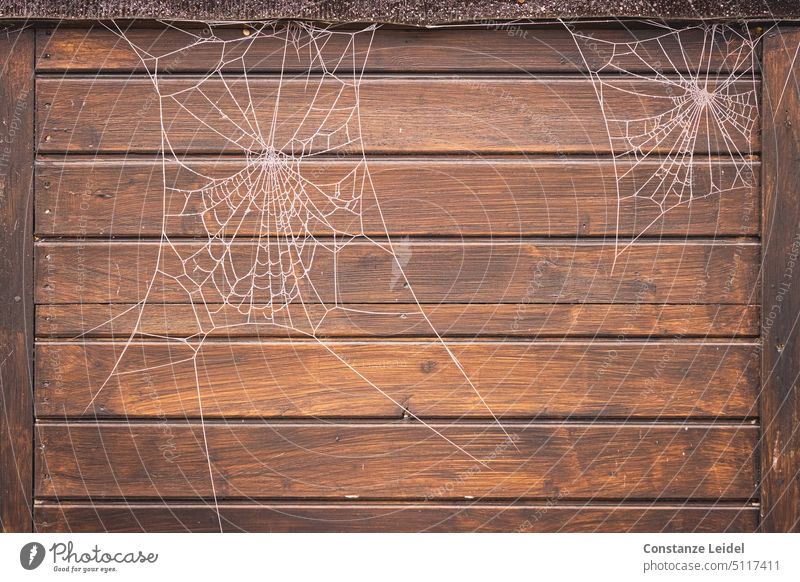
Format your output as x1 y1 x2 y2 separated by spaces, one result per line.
564 21 761 256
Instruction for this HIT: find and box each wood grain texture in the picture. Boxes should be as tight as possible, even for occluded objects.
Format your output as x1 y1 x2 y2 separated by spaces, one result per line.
35 77 759 154
34 501 759 533
35 158 760 237
35 303 760 338
35 422 758 499
761 27 800 532
35 26 758 74
0 29 34 533
34 341 759 419
34 241 761 305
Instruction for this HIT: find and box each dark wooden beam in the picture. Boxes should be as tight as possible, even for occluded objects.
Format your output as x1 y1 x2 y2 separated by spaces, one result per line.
761 26 800 532
0 26 34 532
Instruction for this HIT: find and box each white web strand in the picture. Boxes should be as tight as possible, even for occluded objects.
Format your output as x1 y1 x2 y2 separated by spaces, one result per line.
80 21 515 531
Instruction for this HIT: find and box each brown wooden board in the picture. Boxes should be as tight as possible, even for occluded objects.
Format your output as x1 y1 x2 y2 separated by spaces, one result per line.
35 26 759 74
34 501 759 533
35 158 760 237
0 28 34 533
35 303 760 339
34 241 761 305
35 341 759 419
761 27 800 532
35 422 758 500
35 78 759 154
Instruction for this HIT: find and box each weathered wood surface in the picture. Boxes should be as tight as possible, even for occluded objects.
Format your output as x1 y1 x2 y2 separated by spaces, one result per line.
35 303 760 338
35 341 759 418
761 27 800 532
0 29 34 533
36 422 758 499
35 26 759 74
34 241 760 305
35 158 760 237
36 78 759 154
34 502 759 533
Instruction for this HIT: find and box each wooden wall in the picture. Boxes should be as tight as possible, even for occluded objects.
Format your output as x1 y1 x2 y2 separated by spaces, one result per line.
6 23 779 531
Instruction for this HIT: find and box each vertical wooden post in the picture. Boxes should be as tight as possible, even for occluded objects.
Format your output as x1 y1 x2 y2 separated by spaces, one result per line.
762 27 800 532
0 26 34 532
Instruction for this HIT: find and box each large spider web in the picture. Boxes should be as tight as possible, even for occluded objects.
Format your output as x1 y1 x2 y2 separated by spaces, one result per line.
80 21 517 530
71 20 765 532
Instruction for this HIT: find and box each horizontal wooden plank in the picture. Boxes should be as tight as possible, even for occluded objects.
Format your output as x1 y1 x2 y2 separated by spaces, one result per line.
36 26 759 74
35 241 761 305
36 77 759 154
35 423 758 499
35 303 760 338
34 502 759 532
35 158 760 237
34 341 759 418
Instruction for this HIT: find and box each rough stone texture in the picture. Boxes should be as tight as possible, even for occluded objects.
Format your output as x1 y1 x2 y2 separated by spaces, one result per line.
0 1 798 24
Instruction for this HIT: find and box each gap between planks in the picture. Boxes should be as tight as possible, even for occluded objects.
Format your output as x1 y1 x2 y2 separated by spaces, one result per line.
33 419 761 428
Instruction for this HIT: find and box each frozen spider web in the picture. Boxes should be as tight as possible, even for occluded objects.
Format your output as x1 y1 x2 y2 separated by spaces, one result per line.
563 21 762 255
563 21 763 528
79 21 514 530
69 20 765 532
418 17 764 531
